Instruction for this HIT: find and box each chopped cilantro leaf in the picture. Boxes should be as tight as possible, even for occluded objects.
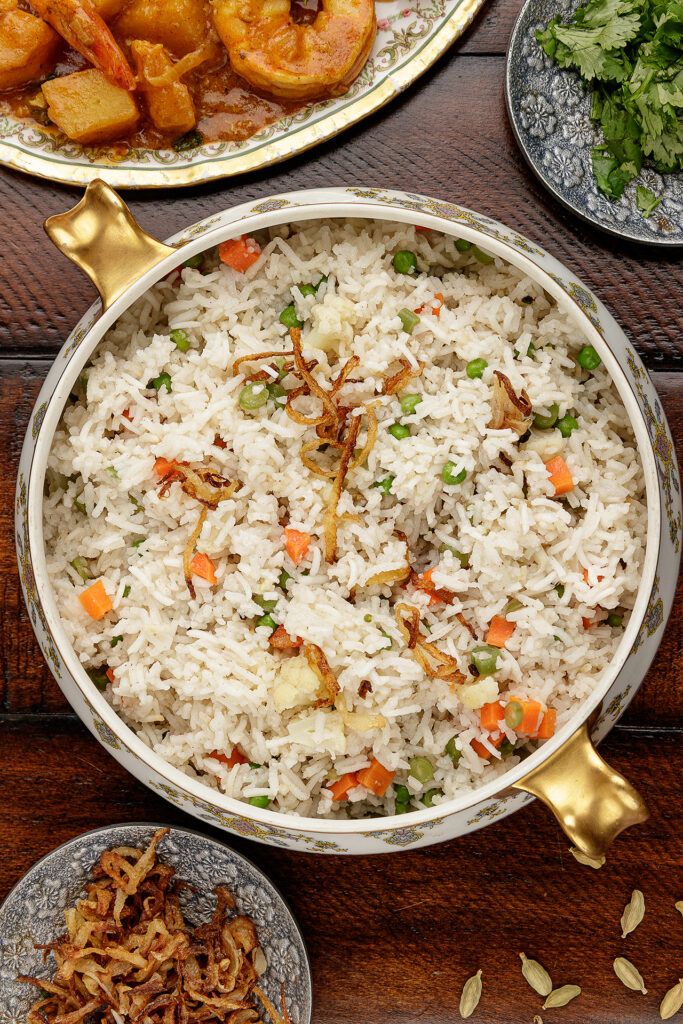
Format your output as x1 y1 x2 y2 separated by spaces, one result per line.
635 184 663 215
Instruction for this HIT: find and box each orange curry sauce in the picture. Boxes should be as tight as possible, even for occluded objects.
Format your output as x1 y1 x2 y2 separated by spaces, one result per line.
0 27 301 150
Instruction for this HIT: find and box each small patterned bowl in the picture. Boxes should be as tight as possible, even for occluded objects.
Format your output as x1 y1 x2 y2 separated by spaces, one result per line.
15 182 682 857
0 823 312 1024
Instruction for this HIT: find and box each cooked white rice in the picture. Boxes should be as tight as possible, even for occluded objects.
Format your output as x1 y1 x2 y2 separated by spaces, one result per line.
44 219 646 818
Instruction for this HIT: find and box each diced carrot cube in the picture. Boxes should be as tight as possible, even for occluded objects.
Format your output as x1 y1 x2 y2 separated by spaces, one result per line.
356 759 396 797
480 700 504 731
190 552 217 585
545 455 574 496
284 528 311 565
78 579 113 620
219 236 261 272
328 772 359 801
486 615 516 649
537 708 557 739
269 625 303 649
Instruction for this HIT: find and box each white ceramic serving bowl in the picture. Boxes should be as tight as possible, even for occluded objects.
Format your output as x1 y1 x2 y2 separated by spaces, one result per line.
16 182 682 856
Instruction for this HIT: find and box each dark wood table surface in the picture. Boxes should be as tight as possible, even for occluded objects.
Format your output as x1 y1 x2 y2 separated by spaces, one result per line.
1 2 682 1020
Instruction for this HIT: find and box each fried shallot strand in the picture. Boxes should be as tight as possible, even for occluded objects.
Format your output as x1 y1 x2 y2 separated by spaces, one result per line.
232 349 295 376
303 642 340 708
395 602 466 686
323 413 361 563
382 357 424 395
183 506 207 599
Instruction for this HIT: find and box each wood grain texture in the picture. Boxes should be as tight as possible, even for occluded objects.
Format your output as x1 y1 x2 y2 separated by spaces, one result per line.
1 4 682 1021
1 716 682 1024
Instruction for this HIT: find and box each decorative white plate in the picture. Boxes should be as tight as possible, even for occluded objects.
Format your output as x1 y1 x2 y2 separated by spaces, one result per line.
0 0 485 189
0 823 312 1024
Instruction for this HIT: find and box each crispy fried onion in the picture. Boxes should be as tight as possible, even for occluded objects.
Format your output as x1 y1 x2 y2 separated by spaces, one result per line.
323 413 360 563
143 38 220 86
20 827 285 1024
382 357 424 395
159 463 238 508
183 506 207 600
303 642 340 709
488 370 533 435
363 528 411 588
395 602 467 686
232 349 295 378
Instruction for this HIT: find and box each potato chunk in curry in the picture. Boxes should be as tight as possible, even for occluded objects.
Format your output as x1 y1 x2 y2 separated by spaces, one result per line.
0 7 60 91
114 0 211 57
42 69 139 144
130 40 195 135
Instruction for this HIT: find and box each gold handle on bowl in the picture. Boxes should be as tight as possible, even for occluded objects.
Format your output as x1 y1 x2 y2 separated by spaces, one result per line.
44 179 176 311
512 722 648 860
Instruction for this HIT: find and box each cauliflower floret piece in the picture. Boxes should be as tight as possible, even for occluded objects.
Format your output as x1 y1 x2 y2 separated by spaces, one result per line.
524 429 565 462
305 294 357 353
286 710 347 755
272 655 319 713
456 677 500 710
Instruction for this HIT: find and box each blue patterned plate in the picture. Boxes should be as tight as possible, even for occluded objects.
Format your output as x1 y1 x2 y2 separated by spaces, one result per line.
0 823 312 1024
505 0 683 245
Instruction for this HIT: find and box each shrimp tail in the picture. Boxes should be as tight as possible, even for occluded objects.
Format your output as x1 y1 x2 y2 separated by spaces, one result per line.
32 0 136 90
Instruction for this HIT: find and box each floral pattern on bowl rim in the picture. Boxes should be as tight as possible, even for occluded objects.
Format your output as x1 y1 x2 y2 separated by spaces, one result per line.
0 0 485 189
505 0 683 245
15 186 682 854
0 823 312 1024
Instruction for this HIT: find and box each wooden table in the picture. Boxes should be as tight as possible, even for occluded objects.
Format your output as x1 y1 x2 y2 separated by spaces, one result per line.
1 1 682 1020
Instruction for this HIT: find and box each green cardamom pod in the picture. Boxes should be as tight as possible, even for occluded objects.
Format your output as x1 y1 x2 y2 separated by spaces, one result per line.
543 985 582 1009
621 889 645 938
614 957 647 994
569 846 605 869
459 969 482 1019
660 979 683 1020
520 953 552 996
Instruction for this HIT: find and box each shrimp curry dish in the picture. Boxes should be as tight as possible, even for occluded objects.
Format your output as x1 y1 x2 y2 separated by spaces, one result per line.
0 0 377 149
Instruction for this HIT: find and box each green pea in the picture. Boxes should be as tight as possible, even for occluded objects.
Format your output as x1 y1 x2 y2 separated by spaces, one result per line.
409 756 434 783
131 537 145 549
504 598 523 614
106 465 119 478
504 700 524 729
74 498 87 515
249 761 262 769
466 358 488 379
470 644 500 678
239 382 269 412
607 612 623 627
444 737 462 764
393 250 417 275
248 795 271 808
373 475 395 495
298 282 317 298
399 393 422 416
256 613 278 631
398 308 420 334
394 783 410 803
555 583 565 599
499 739 515 758
170 328 190 352
254 595 278 613
455 238 472 253
576 345 602 371
556 414 579 438
88 668 109 692
122 585 131 598
364 613 373 623
388 423 411 440
70 556 92 582
279 303 302 330
527 342 536 359
533 403 559 430
111 635 123 648
422 788 442 807
395 802 411 814
278 569 291 590
182 254 203 270
472 245 494 265
442 462 467 486
268 381 287 406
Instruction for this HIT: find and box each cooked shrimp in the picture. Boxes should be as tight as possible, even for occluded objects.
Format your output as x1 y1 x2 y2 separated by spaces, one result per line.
211 0 376 102
31 0 136 90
